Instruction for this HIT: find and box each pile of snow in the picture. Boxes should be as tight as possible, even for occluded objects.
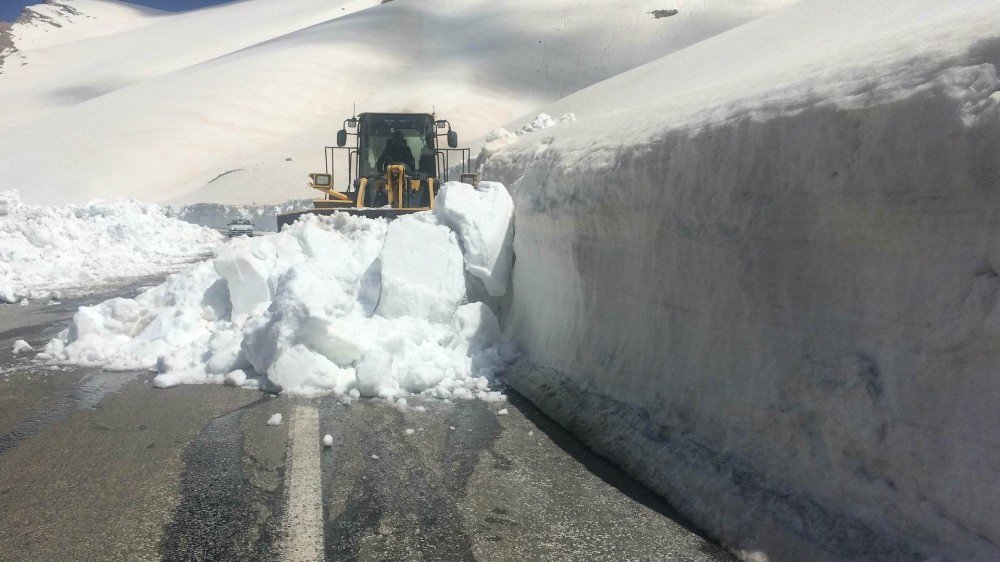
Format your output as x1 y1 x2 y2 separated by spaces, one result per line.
479 113 577 159
484 0 1000 560
518 112 576 134
43 182 514 399
0 0 797 206
0 191 221 303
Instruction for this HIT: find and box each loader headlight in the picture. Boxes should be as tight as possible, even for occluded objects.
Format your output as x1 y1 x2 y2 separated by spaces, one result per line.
310 173 332 187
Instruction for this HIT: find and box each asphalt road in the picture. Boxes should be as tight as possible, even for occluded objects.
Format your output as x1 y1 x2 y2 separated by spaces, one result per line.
0 282 734 562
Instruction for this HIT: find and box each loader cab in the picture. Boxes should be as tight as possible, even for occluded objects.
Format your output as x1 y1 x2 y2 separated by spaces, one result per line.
335 113 466 183
279 110 477 229
357 113 436 178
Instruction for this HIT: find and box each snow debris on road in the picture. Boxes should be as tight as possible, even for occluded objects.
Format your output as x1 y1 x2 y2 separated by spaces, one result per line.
43 182 516 400
404 428 415 436
12 340 33 354
0 191 221 303
497 408 509 416
323 434 333 447
266 413 283 426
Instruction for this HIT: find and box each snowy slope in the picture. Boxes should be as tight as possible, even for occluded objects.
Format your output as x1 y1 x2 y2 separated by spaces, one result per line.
0 0 374 129
1 0 162 54
0 0 798 206
480 0 1000 560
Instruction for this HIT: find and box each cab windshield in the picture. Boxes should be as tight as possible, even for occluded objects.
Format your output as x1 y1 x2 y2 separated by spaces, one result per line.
358 114 436 178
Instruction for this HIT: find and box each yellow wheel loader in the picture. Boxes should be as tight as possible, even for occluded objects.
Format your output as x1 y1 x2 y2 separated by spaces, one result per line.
277 112 479 229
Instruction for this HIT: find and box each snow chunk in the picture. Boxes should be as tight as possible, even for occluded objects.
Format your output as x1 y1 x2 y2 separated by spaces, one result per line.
12 340 33 354
375 214 465 321
481 127 518 157
266 413 282 426
497 408 509 416
323 434 333 447
223 370 248 387
404 428 415 435
515 112 577 135
520 113 556 133
434 182 514 296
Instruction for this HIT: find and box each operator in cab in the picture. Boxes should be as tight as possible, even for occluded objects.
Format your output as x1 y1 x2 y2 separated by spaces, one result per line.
377 130 415 171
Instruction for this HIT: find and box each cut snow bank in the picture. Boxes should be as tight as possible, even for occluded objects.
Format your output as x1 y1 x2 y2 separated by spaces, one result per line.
0 191 221 303
44 182 514 400
485 0 1000 560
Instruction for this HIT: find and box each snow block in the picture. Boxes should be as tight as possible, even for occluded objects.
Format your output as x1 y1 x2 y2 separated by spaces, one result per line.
433 182 514 296
375 214 466 322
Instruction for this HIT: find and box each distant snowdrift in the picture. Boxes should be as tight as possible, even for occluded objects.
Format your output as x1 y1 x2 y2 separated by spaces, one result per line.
483 0 1000 560
0 0 797 206
0 191 220 303
45 182 515 400
166 199 312 232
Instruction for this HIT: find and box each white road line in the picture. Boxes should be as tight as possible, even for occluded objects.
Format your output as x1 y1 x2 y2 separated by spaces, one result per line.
281 404 324 562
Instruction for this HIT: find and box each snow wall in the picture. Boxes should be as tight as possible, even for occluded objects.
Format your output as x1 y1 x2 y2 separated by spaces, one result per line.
483 2 1000 560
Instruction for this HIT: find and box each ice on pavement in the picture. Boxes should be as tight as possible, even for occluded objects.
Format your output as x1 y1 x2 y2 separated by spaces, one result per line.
266 413 282 426
12 340 33 354
44 182 515 399
0 191 221 303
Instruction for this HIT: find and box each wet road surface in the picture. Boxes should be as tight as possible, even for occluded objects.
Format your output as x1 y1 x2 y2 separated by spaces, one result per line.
0 283 734 561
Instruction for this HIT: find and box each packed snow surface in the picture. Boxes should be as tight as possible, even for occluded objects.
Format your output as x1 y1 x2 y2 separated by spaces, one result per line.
0 0 797 205
44 182 514 399
0 191 221 303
